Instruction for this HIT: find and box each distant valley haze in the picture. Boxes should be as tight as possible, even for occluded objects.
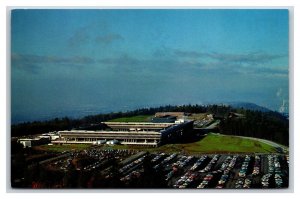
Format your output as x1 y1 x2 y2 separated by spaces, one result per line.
11 9 289 124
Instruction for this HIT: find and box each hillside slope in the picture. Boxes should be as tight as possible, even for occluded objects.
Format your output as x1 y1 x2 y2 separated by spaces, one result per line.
157 133 277 154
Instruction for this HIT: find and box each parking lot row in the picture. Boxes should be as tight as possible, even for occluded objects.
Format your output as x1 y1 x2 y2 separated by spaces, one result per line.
44 148 289 189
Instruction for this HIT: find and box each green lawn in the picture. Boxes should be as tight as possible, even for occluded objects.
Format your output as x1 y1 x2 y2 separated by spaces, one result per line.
33 144 92 153
107 115 153 122
187 113 207 121
178 133 276 154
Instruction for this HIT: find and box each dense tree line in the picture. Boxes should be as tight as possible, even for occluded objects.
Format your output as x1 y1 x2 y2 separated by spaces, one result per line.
11 117 78 137
219 109 289 146
11 104 207 137
11 104 289 146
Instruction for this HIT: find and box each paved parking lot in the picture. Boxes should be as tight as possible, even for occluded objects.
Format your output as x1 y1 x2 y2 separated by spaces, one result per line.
41 148 289 189
118 152 289 189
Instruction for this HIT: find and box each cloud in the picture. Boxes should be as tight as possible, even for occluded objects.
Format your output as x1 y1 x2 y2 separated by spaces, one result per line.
208 52 285 65
164 49 288 77
98 55 141 67
67 22 124 48
97 54 206 76
96 50 288 77
95 33 124 44
11 53 41 74
13 48 288 79
172 49 285 64
152 46 173 58
173 50 208 58
244 67 289 78
68 31 123 47
12 53 95 65
68 28 90 47
12 53 95 73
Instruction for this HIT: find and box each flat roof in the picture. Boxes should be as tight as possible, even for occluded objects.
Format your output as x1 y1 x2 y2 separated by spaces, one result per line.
104 122 173 126
58 130 161 135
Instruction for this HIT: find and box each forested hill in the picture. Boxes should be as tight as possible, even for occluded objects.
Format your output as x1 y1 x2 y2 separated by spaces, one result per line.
11 104 289 146
226 102 272 112
219 109 289 146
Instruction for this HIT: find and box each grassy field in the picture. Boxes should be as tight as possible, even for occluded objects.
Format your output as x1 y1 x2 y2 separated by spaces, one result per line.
107 115 153 122
187 113 208 121
33 144 92 153
172 133 277 154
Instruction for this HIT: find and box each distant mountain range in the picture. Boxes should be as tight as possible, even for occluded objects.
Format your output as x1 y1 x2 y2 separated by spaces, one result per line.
12 101 286 125
224 102 272 112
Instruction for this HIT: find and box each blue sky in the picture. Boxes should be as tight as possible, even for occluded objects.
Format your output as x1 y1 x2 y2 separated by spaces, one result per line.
11 9 289 123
